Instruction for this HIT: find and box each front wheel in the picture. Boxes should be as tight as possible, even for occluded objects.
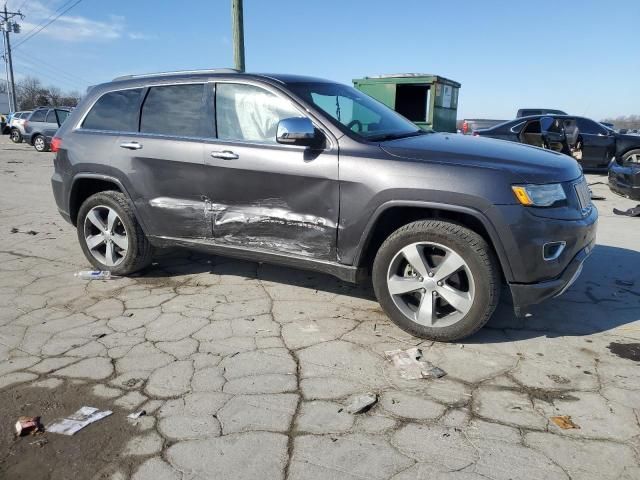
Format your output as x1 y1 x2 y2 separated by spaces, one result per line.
372 220 500 341
621 149 640 166
77 191 153 275
33 135 48 152
10 129 22 143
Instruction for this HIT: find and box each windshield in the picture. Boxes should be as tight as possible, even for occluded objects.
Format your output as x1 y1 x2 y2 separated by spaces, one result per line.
289 82 423 141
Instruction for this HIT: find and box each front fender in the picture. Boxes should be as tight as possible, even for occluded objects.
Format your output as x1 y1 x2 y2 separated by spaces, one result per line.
349 199 515 282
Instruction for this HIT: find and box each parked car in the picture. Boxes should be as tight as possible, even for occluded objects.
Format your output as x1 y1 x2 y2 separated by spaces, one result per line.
8 110 32 143
23 106 72 152
609 149 640 200
475 114 640 170
50 70 597 341
516 108 567 118
460 119 507 135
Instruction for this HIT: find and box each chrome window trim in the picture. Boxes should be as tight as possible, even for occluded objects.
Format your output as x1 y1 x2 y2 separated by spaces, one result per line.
73 77 337 152
510 121 526 134
74 85 148 131
211 79 336 151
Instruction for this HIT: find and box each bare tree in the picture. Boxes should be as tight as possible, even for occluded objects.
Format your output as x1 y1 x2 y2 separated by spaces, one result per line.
15 76 81 110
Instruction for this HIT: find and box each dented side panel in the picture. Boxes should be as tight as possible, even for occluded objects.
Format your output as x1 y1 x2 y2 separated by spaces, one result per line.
201 141 339 260
114 135 211 238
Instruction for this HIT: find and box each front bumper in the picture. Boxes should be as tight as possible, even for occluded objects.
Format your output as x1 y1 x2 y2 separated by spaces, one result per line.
509 239 595 313
608 161 640 200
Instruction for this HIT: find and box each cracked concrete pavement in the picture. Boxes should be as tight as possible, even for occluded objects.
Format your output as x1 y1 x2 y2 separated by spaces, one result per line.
1 141 640 479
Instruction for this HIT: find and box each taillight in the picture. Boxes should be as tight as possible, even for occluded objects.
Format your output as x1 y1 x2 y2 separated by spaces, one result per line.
462 121 468 134
51 136 62 152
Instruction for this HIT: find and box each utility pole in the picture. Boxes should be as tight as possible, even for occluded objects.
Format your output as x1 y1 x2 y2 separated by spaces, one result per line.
1 4 23 112
231 0 245 72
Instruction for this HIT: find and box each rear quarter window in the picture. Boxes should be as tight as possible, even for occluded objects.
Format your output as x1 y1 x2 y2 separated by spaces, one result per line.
82 88 144 132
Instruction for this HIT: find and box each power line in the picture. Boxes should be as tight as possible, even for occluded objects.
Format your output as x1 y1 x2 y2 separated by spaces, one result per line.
15 57 84 90
25 51 92 84
14 61 84 93
12 0 84 51
13 0 76 44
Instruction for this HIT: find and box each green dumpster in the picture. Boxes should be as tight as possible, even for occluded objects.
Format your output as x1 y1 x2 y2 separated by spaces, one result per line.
353 74 461 133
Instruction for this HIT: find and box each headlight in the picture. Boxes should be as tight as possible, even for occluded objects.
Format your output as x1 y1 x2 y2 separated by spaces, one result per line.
512 183 566 207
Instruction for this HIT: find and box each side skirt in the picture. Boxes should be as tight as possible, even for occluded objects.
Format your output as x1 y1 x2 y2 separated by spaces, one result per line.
148 235 364 283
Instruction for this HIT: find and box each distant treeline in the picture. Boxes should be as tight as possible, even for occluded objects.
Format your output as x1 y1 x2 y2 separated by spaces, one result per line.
601 115 640 130
1 76 81 111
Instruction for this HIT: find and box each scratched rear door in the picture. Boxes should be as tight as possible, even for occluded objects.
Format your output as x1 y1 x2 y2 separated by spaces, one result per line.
202 80 339 260
115 82 210 239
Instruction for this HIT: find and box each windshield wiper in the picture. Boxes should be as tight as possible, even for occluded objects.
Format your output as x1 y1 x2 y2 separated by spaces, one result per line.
367 130 427 142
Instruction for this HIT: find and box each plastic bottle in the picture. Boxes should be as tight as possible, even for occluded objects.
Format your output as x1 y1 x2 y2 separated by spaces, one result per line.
74 270 112 280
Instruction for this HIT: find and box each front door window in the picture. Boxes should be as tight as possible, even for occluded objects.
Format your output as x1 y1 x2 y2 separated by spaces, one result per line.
215 83 301 143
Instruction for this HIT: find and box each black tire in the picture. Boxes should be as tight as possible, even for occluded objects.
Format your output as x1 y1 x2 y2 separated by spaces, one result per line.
77 191 153 275
10 128 23 143
33 134 48 152
372 220 500 341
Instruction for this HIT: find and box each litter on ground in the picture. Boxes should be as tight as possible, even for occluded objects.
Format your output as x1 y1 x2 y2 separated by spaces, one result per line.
385 347 447 380
15 416 44 436
47 407 112 435
345 393 378 414
550 415 580 429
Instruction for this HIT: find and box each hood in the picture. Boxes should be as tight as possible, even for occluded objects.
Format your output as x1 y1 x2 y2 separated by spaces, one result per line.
617 133 640 143
380 132 582 184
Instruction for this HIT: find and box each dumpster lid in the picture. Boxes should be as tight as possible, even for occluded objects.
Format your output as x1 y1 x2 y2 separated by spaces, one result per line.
355 73 461 88
366 73 435 78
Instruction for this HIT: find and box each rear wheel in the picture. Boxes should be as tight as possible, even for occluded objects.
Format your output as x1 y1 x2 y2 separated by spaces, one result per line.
372 220 500 341
10 128 22 143
77 191 153 275
33 135 48 152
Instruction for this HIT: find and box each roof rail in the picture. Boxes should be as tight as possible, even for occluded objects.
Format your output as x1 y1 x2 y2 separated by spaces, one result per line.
112 68 240 81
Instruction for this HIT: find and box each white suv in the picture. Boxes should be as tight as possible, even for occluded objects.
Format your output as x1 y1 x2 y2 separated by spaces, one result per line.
9 111 32 143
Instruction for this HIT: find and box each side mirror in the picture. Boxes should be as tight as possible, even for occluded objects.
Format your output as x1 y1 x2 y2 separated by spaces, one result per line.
277 117 321 147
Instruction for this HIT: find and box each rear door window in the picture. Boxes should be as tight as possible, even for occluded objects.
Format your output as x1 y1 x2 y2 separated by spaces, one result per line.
82 88 144 132
140 84 205 137
29 110 47 122
45 110 57 124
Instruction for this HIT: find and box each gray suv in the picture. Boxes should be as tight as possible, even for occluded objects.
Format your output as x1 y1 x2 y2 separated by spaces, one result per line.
24 106 71 152
50 69 597 340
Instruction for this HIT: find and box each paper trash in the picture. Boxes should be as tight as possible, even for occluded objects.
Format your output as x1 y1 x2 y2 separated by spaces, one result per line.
47 406 112 435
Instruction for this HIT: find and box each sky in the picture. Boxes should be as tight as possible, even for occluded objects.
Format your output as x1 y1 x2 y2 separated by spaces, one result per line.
3 0 640 120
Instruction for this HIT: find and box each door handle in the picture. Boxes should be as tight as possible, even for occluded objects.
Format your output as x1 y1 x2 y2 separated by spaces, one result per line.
210 150 239 160
120 141 143 150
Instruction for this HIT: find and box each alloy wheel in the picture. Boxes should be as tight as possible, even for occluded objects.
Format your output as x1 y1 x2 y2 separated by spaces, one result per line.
626 152 640 164
34 136 45 151
386 242 475 328
83 205 129 267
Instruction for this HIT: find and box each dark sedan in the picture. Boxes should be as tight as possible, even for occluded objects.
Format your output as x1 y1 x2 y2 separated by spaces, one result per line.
609 151 640 200
474 114 640 171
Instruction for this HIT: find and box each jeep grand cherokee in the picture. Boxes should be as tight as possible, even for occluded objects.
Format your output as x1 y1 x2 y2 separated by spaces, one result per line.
50 69 597 341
